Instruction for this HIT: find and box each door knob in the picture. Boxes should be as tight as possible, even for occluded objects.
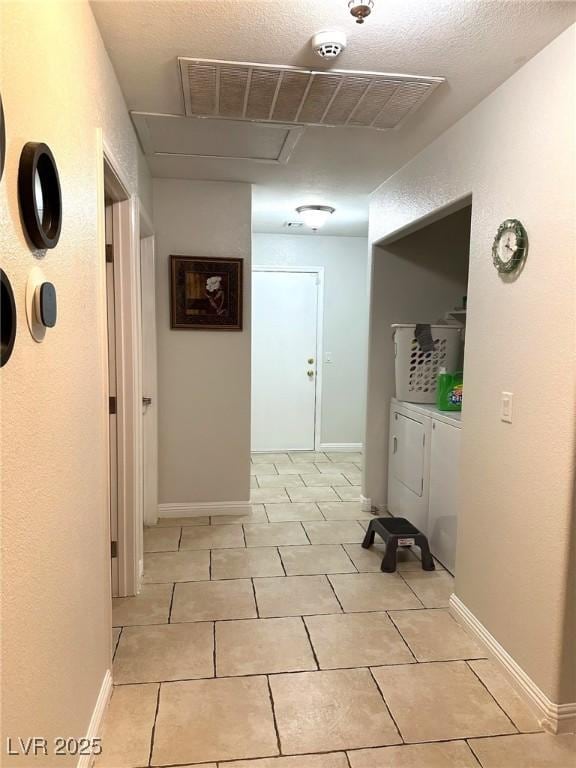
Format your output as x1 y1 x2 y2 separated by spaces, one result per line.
307 370 315 377
308 358 314 364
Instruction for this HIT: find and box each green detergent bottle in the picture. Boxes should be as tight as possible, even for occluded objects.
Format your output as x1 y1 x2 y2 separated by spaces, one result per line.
436 368 463 411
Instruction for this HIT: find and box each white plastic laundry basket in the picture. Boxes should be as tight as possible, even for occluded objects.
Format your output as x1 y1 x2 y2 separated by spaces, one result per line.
392 324 462 403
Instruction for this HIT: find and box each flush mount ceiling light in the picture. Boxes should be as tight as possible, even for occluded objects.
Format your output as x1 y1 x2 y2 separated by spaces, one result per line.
296 205 335 230
348 0 374 24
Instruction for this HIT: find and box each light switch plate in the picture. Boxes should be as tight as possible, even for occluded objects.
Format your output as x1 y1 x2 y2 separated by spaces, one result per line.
501 392 513 423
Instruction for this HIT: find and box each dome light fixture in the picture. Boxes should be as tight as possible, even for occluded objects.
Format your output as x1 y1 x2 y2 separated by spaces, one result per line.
296 205 335 230
348 0 374 24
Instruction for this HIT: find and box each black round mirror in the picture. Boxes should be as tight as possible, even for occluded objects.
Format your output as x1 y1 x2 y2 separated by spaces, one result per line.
18 142 62 249
1 269 17 367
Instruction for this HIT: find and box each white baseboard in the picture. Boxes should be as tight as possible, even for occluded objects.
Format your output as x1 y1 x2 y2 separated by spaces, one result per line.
319 443 363 452
77 669 112 768
450 594 576 735
158 501 251 518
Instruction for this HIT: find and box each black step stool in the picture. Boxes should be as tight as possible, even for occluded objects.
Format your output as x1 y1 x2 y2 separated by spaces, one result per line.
362 517 435 573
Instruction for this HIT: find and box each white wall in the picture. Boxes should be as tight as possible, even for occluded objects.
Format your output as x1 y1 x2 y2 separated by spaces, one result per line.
366 26 576 708
0 0 151 762
366 205 470 505
253 233 368 448
154 179 252 506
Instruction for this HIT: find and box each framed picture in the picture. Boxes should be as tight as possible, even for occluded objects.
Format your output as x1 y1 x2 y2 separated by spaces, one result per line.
170 255 243 331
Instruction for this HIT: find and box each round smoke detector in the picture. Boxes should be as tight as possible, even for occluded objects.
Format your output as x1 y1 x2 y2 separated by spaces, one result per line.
311 30 347 59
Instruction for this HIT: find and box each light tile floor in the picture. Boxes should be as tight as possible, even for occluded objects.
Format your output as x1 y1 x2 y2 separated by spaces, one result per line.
99 451 575 768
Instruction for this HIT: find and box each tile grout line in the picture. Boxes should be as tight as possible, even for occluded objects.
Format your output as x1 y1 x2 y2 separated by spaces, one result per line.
385 610 419 664
167 582 176 624
250 577 260 618
396 570 426 609
465 659 520 734
300 616 320 671
113 604 442 632
177 526 183 551
112 659 525 687
265 674 284 757
212 620 217 678
367 665 405 745
464 738 486 768
179 556 324 580
147 682 161 767
324 574 345 613
339 542 360 573
112 626 123 661
226 742 497 768
277 546 287 576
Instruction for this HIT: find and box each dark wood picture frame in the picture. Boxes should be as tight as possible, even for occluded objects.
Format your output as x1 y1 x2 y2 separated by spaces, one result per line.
170 255 243 331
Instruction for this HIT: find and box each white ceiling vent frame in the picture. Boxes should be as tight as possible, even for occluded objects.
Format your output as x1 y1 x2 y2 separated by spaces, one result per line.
130 111 304 165
178 57 445 131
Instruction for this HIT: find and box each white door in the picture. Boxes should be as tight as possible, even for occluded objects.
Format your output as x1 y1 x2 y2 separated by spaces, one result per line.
251 269 320 452
140 236 158 527
428 419 461 573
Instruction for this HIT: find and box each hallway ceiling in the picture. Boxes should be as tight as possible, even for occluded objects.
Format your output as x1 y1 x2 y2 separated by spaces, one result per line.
91 0 575 236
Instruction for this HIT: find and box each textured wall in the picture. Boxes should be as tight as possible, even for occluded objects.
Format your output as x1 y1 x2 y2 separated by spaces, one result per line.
367 26 576 703
0 0 151 763
154 179 252 505
252 233 369 447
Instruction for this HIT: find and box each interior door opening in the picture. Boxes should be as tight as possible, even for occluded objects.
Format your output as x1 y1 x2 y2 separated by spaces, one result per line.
102 150 143 600
251 266 323 453
139 219 158 529
104 198 120 597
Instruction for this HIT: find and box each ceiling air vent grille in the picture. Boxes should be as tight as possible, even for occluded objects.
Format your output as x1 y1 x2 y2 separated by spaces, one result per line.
179 58 444 130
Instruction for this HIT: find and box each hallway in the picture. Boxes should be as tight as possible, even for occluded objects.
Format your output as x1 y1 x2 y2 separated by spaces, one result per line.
101 452 572 768
3 3 576 765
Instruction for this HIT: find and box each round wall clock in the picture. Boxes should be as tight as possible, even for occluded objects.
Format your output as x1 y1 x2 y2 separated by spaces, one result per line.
492 219 527 274
18 141 62 249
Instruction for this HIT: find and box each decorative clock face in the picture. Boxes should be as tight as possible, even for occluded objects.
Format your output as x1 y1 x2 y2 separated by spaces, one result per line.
492 219 527 274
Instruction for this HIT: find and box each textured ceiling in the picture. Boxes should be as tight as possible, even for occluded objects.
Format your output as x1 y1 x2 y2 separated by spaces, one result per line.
91 0 575 236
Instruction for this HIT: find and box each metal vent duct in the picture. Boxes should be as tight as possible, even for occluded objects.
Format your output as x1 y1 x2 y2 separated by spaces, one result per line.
179 58 444 130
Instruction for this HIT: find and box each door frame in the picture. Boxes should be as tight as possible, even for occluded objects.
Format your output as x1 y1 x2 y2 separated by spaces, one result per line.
139 206 158 529
97 130 144 597
252 265 324 451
